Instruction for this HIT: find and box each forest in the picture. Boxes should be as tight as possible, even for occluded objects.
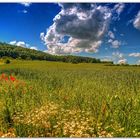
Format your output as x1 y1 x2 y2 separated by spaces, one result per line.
0 42 113 64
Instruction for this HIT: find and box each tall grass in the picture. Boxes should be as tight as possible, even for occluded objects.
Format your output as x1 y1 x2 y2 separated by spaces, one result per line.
0 60 140 137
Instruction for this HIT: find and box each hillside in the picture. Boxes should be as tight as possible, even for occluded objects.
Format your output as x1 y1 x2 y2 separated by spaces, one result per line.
0 42 113 64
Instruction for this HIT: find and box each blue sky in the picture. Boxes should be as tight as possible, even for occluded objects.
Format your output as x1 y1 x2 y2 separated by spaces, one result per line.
0 3 140 64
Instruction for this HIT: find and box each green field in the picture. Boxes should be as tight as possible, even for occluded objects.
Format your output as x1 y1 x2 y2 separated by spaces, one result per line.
0 60 140 137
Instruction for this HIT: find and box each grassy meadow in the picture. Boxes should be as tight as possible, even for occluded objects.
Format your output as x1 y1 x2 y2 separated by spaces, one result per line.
0 59 140 137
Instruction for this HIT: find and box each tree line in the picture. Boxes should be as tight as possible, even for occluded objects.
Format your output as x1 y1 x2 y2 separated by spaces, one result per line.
0 42 113 64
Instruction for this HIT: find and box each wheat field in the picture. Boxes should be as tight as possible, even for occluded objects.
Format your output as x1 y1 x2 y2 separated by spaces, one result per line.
0 60 140 137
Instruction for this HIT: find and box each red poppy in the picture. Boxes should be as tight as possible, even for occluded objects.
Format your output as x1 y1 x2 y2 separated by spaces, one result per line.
10 75 16 82
1 73 5 79
4 77 8 81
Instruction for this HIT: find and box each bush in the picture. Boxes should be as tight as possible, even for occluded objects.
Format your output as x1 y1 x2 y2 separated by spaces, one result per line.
5 59 11 64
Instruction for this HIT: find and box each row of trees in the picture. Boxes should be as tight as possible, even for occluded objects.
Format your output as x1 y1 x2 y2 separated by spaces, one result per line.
0 42 113 64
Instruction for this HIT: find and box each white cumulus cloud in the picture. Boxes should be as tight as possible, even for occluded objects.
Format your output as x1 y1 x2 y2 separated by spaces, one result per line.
41 3 112 55
111 40 121 48
133 11 140 30
118 59 127 64
108 31 115 39
109 40 121 48
112 51 126 64
9 41 28 48
114 3 125 15
129 52 140 57
9 40 37 50
30 46 38 50
9 41 17 45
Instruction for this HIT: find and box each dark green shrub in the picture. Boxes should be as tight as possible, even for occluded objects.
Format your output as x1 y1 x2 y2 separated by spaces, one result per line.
5 59 11 64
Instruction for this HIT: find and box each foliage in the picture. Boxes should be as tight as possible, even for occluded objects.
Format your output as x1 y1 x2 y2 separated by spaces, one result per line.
0 42 112 64
5 59 10 64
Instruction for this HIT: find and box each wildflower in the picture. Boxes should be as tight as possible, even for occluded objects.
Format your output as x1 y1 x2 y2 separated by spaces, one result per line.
4 77 9 81
10 75 16 82
1 73 5 79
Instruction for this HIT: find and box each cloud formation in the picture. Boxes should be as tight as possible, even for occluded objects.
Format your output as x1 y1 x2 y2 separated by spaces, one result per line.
113 3 125 15
133 11 140 30
129 52 140 57
118 59 127 64
19 2 31 14
107 29 122 49
112 3 125 21
9 41 28 48
20 2 31 7
112 51 127 64
9 41 37 50
111 40 121 48
30 46 38 50
108 39 121 48
41 3 112 54
108 31 115 39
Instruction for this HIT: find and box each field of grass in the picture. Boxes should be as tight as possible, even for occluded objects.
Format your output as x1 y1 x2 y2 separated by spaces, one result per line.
0 60 140 137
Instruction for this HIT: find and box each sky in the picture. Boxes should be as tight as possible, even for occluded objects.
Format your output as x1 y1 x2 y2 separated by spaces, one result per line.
0 3 140 64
